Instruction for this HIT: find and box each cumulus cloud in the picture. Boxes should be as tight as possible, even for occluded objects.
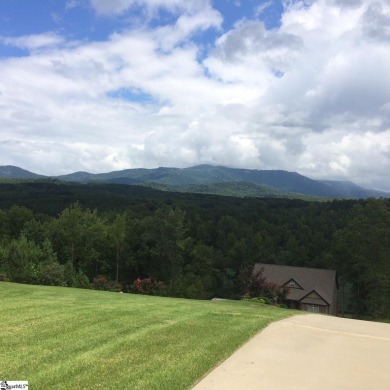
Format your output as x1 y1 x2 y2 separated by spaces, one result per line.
0 0 390 191
362 1 390 43
0 33 65 50
204 0 390 188
205 20 303 83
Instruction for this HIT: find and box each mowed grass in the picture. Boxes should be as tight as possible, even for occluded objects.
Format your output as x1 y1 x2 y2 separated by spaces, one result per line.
0 283 297 389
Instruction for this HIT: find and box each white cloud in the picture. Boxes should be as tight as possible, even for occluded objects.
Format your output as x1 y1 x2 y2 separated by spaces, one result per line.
205 20 303 85
255 2 273 18
301 129 390 189
1 0 390 191
66 0 80 9
0 33 65 50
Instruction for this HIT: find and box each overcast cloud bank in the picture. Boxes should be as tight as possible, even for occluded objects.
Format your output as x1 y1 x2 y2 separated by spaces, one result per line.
0 0 389 190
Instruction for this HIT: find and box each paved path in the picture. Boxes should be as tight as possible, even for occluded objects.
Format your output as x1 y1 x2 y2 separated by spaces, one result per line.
192 314 390 390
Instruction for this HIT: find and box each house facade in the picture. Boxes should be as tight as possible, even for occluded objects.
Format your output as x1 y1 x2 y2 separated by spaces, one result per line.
253 263 338 315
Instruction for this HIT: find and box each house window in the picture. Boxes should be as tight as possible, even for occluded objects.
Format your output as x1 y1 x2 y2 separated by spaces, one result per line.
307 305 320 313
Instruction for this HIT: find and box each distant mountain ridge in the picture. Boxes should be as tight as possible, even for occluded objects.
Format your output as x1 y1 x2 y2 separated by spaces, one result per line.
0 165 45 180
0 164 388 199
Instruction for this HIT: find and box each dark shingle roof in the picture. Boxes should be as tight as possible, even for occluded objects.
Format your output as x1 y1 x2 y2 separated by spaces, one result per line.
253 263 337 305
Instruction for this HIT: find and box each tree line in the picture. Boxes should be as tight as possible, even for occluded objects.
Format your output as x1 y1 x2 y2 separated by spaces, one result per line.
0 183 389 319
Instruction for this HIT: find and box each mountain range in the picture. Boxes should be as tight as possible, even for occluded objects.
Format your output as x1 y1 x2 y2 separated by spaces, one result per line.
0 164 388 199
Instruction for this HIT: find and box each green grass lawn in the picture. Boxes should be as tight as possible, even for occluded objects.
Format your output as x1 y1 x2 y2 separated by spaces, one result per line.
0 283 297 389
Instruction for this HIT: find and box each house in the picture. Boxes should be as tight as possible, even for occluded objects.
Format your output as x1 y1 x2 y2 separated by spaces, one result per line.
253 263 338 315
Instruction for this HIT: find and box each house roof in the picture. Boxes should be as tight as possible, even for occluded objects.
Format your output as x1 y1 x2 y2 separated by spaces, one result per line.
253 263 338 306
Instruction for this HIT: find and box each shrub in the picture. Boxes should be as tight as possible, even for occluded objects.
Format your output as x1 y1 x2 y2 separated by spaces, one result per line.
93 275 122 292
0 273 9 282
129 277 166 296
245 268 289 304
38 262 67 287
93 275 110 290
167 274 212 299
74 271 91 289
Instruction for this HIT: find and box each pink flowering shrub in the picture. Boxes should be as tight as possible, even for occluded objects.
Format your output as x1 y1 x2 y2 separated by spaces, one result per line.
245 269 289 304
129 277 166 296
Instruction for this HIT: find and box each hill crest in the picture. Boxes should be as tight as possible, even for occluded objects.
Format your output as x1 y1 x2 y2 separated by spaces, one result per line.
0 164 388 199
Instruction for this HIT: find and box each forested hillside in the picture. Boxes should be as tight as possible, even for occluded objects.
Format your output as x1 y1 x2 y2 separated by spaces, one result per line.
0 181 389 319
1 164 388 198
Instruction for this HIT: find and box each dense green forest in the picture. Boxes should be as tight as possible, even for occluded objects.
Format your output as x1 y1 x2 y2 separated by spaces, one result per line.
0 181 389 319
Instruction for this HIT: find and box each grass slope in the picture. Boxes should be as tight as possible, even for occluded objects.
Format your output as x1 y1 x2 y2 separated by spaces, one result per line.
0 283 297 389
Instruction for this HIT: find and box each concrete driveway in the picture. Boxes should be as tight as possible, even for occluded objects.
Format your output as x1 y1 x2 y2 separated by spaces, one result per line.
192 314 390 390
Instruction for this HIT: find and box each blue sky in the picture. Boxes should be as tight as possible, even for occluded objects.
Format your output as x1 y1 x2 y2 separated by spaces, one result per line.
0 0 284 46
1 0 390 191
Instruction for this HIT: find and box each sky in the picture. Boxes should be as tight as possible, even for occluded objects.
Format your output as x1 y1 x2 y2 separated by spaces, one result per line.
0 0 390 191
